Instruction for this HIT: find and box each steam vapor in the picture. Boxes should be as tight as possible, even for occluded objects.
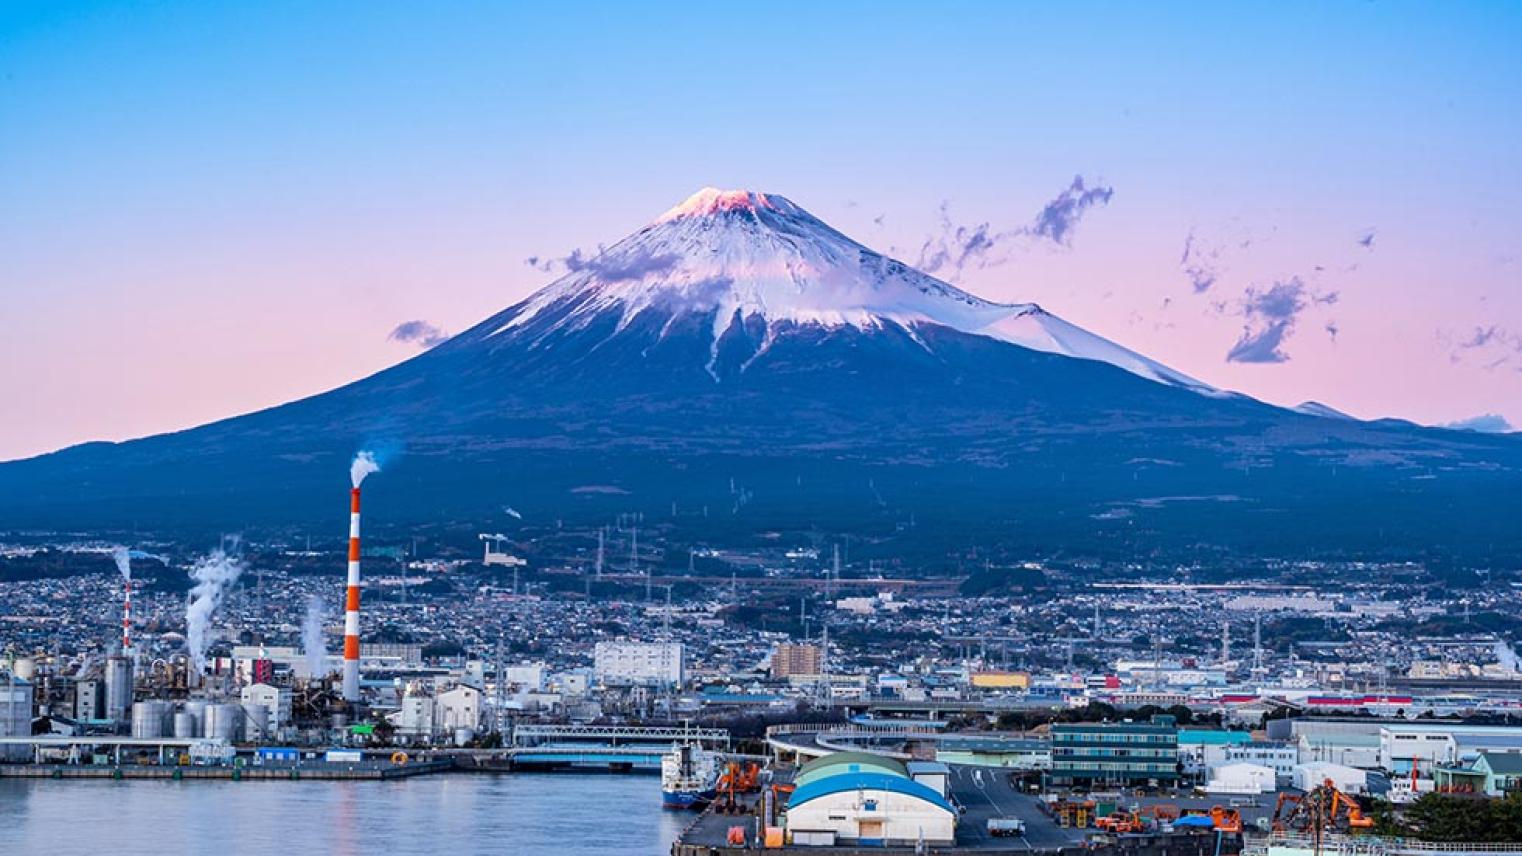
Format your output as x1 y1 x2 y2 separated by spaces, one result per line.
112 547 131 582
185 546 246 672
302 595 328 679
1496 640 1520 673
350 450 381 488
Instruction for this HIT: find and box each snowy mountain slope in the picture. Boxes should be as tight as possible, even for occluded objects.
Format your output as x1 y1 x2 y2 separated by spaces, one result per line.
1294 401 1357 420
474 188 1211 391
3 187 1520 562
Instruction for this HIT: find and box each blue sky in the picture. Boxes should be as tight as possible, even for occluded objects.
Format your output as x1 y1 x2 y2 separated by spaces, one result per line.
2 1 1520 458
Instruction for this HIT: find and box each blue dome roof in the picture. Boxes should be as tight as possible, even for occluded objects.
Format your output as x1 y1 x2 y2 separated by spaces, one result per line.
788 771 955 814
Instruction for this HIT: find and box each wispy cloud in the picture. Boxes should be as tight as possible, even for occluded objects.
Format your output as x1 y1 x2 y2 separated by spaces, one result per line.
1443 325 1522 371
1179 229 1221 294
914 205 999 277
570 246 680 282
388 320 449 348
1174 222 1266 298
911 175 1115 280
1030 176 1114 245
526 245 680 282
1225 278 1338 364
1442 413 1515 434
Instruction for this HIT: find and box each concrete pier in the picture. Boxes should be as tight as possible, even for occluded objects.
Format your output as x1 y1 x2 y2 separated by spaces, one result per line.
0 761 452 780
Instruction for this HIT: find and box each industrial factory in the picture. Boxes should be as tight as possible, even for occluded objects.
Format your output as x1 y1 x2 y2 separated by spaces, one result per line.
0 453 413 774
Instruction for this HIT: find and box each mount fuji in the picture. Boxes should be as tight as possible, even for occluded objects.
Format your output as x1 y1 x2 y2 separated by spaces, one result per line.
3 188 1519 562
477 188 1207 391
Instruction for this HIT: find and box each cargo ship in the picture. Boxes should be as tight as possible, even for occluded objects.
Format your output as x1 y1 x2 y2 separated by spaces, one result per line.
661 741 717 809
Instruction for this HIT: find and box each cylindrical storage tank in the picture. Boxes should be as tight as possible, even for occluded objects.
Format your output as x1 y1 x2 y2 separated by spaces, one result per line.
241 703 269 743
131 701 168 739
14 657 36 681
172 712 198 739
453 728 474 747
204 703 242 742
182 700 208 736
330 713 348 731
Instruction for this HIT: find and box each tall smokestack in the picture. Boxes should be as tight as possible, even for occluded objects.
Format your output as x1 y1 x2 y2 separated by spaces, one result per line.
112 547 133 659
343 451 381 703
122 576 132 656
342 486 362 702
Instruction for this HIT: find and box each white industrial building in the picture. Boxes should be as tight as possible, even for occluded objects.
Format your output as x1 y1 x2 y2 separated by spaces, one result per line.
1379 724 1522 774
1294 762 1368 794
1205 762 1277 794
593 641 684 687
239 683 291 740
392 691 435 741
1221 741 1298 782
1280 719 1384 769
226 645 339 682
1275 720 1522 776
435 685 482 733
389 684 482 742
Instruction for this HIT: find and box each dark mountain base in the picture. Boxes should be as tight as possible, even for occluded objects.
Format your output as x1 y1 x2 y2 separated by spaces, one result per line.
3 322 1519 567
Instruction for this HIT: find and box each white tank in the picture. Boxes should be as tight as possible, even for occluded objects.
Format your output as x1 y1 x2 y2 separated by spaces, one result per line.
130 701 169 739
106 656 134 722
182 700 208 735
241 703 270 743
204 703 242 742
454 728 475 747
172 712 198 739
14 657 36 681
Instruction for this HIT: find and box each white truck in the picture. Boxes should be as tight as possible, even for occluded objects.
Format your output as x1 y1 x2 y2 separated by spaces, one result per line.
988 817 1026 837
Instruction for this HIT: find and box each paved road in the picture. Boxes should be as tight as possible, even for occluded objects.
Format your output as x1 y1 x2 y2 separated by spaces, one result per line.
948 765 1086 851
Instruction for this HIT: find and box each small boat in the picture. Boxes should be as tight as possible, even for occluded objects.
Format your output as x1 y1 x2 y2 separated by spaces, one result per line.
661 741 716 809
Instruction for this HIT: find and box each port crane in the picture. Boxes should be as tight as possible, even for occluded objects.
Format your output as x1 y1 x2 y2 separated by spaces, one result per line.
713 760 761 814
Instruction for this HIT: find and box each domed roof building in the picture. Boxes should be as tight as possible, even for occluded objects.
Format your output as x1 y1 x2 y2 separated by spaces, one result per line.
785 751 957 847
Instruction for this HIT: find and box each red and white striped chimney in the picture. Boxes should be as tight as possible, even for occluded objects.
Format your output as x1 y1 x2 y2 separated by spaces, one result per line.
341 486 362 701
121 577 132 656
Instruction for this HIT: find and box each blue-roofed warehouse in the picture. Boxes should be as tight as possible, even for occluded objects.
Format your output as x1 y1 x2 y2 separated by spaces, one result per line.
785 751 957 846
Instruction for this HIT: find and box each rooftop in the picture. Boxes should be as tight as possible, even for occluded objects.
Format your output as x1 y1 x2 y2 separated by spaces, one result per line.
789 771 955 814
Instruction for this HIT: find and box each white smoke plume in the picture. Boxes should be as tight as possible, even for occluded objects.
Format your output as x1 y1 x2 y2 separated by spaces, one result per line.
350 450 381 488
302 594 328 679
1495 640 1520 674
185 547 246 672
112 547 132 582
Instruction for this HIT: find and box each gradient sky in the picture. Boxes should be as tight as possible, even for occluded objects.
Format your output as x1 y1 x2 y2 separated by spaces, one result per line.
3 1 1520 461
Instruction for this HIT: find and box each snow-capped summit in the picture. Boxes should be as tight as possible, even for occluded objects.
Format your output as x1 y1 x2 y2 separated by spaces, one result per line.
481 188 1210 391
654 187 796 222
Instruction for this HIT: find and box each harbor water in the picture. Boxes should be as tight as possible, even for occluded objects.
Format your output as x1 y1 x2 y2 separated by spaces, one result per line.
0 773 688 856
